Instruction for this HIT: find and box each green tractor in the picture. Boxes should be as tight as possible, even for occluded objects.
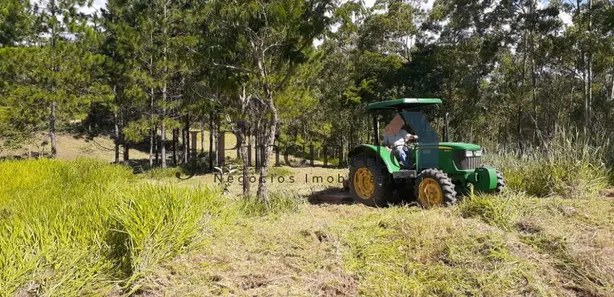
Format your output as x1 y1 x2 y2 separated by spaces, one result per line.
348 98 505 208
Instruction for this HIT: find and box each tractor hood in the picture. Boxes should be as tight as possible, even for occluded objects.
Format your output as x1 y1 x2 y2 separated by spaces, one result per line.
415 142 481 151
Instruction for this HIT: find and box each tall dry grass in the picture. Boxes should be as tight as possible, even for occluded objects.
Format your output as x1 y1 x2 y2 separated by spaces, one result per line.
485 129 611 198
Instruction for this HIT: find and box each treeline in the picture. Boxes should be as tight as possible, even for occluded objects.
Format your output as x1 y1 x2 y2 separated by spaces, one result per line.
1 0 613 200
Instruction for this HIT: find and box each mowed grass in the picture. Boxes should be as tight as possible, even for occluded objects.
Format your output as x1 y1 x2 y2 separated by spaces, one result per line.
145 192 614 297
1 152 614 296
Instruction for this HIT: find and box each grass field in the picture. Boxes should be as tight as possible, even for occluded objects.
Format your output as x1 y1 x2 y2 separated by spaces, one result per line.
0 131 267 164
1 135 613 296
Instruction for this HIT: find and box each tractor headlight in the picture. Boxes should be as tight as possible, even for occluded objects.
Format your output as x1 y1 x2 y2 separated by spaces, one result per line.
465 150 483 157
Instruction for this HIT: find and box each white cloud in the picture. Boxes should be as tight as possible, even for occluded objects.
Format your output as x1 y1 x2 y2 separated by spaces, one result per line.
93 0 106 10
560 11 572 26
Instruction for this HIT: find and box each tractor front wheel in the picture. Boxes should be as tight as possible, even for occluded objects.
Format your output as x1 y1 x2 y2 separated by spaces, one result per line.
414 169 457 208
349 154 391 207
494 171 506 194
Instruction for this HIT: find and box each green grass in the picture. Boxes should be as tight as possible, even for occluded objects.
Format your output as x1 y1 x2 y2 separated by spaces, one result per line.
0 159 225 296
1 144 613 296
267 166 294 178
140 167 184 180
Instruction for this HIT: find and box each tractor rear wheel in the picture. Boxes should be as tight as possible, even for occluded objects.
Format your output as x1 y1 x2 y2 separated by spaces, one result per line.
349 154 391 207
414 169 457 208
494 171 506 194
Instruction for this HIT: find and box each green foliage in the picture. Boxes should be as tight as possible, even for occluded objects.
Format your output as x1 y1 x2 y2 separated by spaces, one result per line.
0 0 31 46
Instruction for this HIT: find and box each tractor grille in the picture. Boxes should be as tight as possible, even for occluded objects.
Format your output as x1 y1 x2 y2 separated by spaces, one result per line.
454 151 482 170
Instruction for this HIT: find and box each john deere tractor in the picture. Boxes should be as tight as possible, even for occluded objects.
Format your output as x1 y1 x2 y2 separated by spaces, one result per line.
348 98 505 208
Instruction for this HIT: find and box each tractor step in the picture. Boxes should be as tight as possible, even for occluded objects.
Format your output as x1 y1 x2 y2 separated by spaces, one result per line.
393 170 417 179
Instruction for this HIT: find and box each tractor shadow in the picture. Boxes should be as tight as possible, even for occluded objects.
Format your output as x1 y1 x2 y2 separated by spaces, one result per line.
308 186 418 207
307 188 355 205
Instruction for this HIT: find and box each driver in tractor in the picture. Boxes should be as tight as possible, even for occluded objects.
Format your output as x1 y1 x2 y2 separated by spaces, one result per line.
383 114 419 169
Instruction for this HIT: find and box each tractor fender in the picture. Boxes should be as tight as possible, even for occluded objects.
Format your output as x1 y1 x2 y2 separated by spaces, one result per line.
348 144 401 173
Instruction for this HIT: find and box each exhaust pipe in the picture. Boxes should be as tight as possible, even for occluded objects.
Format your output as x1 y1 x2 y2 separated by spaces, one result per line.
444 112 450 142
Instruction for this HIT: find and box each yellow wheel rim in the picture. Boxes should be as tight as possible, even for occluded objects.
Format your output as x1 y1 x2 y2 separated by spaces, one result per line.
418 178 444 208
354 167 375 200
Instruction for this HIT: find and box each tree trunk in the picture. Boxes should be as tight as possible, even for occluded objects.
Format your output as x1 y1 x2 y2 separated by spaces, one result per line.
181 125 187 164
582 53 589 135
49 0 58 158
114 111 120 164
123 107 129 162
209 112 214 171
255 123 261 170
173 128 178 166
185 115 190 162
256 88 278 205
201 119 205 153
155 128 159 165
149 82 155 167
241 130 250 196
587 0 593 134
160 82 167 168
517 105 522 151
149 128 154 168
160 121 166 168
216 114 222 167
160 3 168 169
123 140 130 162
49 102 57 157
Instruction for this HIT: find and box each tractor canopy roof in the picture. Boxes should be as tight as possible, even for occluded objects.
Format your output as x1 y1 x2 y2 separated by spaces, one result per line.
366 98 442 112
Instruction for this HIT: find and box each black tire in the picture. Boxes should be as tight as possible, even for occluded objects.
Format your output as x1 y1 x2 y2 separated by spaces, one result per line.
414 169 457 208
348 154 392 207
494 171 506 194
